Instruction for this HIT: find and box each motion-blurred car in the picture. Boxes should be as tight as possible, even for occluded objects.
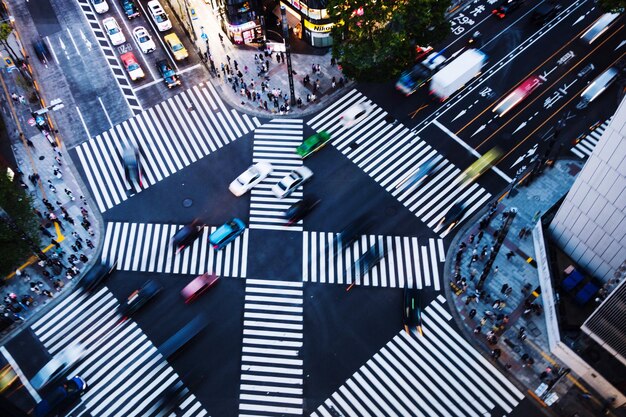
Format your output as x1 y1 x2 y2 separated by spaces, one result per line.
133 27 156 54
102 17 126 46
31 344 85 390
0 364 18 394
164 33 188 61
395 156 438 190
171 220 203 254
32 39 52 65
120 52 145 81
492 0 523 19
91 0 109 14
156 59 181 88
120 280 162 320
438 202 466 233
147 0 172 32
414 45 434 61
209 218 246 250
283 198 320 225
403 288 423 335
119 0 139 19
296 131 330 158
340 102 373 128
353 244 385 278
82 261 117 292
229 162 273 196
122 145 143 188
531 3 559 26
181 273 219 303
35 376 87 417
576 67 618 110
271 166 313 199
334 215 374 251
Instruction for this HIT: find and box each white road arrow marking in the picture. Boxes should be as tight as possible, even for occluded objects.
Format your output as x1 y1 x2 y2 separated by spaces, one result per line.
513 121 527 134
511 144 538 168
452 109 467 121
471 124 486 137
81 30 92 51
574 15 585 25
617 40 626 50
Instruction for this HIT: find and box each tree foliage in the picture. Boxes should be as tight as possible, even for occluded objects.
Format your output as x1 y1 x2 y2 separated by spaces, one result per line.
597 0 626 12
328 0 450 82
0 167 40 276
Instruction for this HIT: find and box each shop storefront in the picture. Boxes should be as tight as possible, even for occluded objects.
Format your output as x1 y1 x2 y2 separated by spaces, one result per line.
279 0 333 47
218 0 264 44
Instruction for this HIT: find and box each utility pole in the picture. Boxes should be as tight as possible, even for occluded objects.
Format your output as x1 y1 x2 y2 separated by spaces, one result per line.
280 6 296 106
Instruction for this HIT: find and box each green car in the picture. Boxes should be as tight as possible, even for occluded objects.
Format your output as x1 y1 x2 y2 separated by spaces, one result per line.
296 131 330 158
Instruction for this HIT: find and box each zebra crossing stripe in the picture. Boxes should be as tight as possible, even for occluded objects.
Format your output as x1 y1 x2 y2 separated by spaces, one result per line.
30 287 207 417
303 232 444 289
306 90 491 237
249 119 309 232
571 118 610 159
311 297 523 417
101 222 248 277
239 279 303 416
73 85 259 213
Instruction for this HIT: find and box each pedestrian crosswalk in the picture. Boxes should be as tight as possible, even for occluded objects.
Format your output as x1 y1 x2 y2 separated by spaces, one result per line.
101 221 248 278
303 232 446 291
249 119 307 231
571 118 610 159
307 89 492 237
73 83 262 213
239 279 303 416
30 287 207 417
311 295 524 417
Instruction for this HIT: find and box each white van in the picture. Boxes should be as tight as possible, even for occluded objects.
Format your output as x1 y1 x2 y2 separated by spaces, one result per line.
576 67 618 109
580 12 620 44
147 0 172 32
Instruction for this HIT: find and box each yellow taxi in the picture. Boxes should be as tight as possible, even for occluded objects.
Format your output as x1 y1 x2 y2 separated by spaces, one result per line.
164 33 188 61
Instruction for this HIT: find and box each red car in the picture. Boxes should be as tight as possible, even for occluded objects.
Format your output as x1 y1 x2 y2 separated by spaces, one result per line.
493 75 541 117
181 273 219 303
120 52 145 81
492 0 523 19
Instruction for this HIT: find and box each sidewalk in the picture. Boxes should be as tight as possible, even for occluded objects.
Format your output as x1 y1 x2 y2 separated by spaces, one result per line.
443 159 624 416
0 31 101 342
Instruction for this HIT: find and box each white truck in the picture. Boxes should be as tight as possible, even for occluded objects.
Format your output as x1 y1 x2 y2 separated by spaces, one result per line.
429 49 487 101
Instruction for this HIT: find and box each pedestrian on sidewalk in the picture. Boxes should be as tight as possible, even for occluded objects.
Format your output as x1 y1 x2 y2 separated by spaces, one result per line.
19 95 27 105
11 93 18 101
506 251 515 260
474 325 482 334
477 230 484 243
504 287 513 297
469 308 477 319
43 199 54 211
79 254 88 263
88 227 95 236
493 266 499 275
64 188 75 201
501 283 509 294
86 239 94 249
469 233 475 244
64 214 75 225
233 60 238 70
26 138 35 148
532 211 541 223
39 225 53 237
75 239 83 250
491 348 501 359
48 180 57 193
518 228 526 238
226 54 231 64
71 231 82 241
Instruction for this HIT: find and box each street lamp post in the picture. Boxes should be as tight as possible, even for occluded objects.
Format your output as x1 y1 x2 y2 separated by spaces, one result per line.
280 6 296 106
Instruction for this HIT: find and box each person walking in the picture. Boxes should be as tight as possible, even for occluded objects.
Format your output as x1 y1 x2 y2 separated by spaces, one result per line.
477 230 484 243
469 308 477 319
64 189 75 201
493 266 499 275
48 180 57 193
506 251 515 260
501 283 509 294
86 239 94 249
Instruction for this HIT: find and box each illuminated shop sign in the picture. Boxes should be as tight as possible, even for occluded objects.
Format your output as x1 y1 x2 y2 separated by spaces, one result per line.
284 0 328 20
303 20 333 33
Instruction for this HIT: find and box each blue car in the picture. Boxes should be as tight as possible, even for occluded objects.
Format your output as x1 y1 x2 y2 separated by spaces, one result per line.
156 59 181 89
119 0 139 19
35 376 87 417
209 218 246 250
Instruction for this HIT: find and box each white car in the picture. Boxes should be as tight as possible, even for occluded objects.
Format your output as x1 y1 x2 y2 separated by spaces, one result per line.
271 166 313 199
147 0 172 32
229 162 273 197
341 102 373 128
91 0 109 14
133 27 156 54
103 17 126 46
31 343 85 390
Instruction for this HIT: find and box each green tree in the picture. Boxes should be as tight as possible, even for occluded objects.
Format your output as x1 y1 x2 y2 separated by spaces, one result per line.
0 165 41 277
329 0 450 82
597 0 626 12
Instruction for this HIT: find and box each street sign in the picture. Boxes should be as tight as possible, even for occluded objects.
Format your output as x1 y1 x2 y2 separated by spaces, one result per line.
27 118 36 126
201 32 208 40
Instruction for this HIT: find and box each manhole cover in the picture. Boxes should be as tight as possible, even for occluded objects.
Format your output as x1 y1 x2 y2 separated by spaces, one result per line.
182 198 193 208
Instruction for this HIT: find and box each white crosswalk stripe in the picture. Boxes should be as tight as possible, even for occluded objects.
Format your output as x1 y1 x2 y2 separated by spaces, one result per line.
303 232 446 290
570 118 611 159
307 89 491 237
249 119 307 232
101 222 248 277
29 287 207 417
73 83 262 213
311 295 524 417
239 279 304 416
